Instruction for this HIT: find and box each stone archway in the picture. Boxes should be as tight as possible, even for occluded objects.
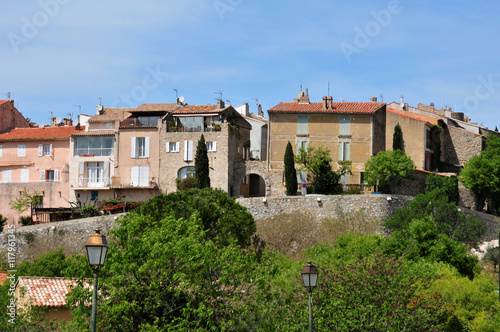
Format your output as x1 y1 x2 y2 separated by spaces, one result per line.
233 161 272 197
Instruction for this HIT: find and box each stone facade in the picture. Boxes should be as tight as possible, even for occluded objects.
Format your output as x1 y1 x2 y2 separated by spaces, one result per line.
443 126 485 166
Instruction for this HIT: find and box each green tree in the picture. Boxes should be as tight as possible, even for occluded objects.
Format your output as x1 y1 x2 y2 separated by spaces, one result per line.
295 145 340 194
0 214 6 233
195 134 210 189
284 141 298 195
9 188 42 216
66 202 269 331
425 173 459 204
384 190 486 246
460 134 500 211
364 149 415 192
16 248 69 277
392 122 403 151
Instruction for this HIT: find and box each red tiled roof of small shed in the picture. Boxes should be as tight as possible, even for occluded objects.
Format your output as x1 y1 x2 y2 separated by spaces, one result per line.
88 108 134 122
0 271 7 285
173 105 223 114
268 101 385 114
0 126 85 141
17 276 92 307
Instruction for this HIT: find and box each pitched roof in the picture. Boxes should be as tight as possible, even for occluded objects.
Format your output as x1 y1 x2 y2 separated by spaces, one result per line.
387 108 440 125
0 126 85 142
17 276 92 307
268 101 385 114
0 100 10 106
72 130 115 137
136 103 180 112
173 105 222 115
88 108 134 122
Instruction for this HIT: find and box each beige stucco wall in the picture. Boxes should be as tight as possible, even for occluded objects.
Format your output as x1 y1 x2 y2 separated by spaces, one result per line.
386 111 427 169
268 112 380 185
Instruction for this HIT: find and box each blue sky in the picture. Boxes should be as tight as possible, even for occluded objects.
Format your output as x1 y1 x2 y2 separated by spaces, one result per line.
2 0 500 130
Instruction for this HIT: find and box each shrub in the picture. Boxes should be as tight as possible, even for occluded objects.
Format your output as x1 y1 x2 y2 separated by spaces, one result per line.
176 177 196 191
19 216 32 226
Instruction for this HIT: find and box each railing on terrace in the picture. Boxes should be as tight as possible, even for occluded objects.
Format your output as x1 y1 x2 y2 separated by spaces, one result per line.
70 177 111 188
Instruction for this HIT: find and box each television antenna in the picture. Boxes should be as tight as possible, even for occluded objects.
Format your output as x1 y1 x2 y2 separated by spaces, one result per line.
226 99 232 105
173 88 178 99
97 97 102 105
73 105 81 115
214 91 222 100
3 92 10 99
252 98 259 107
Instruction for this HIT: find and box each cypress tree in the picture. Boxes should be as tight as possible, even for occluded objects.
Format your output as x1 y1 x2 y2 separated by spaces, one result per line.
284 141 298 195
393 123 403 151
195 134 211 189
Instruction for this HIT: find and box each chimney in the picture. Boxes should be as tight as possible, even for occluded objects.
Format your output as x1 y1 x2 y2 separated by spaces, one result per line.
430 102 435 111
217 99 225 109
258 104 264 117
322 96 328 109
51 117 56 127
64 118 73 126
243 103 250 116
372 96 377 102
328 96 333 109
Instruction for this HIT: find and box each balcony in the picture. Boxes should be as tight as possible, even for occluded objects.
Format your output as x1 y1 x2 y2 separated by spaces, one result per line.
70 177 111 189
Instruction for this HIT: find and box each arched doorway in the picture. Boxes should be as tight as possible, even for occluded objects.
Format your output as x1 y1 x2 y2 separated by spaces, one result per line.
239 173 266 197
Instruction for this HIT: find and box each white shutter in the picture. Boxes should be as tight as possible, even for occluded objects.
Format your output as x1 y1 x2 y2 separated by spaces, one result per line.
145 137 150 158
184 140 194 161
3 170 11 183
131 166 139 186
78 162 85 186
21 169 29 182
104 161 110 186
165 142 170 152
18 145 26 157
40 170 46 182
140 166 149 186
131 137 137 158
339 143 344 161
345 143 351 160
38 144 43 156
49 144 52 156
212 141 217 152
54 169 59 182
175 142 180 152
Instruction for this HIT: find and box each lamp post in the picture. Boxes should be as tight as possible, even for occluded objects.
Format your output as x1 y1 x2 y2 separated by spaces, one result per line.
85 229 108 332
302 261 319 332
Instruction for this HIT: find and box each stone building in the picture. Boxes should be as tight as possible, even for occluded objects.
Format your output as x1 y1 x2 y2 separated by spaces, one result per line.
159 100 252 196
0 99 30 132
267 91 386 195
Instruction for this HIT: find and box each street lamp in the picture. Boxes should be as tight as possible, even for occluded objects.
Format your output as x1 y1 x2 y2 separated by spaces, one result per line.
302 261 319 332
85 229 108 332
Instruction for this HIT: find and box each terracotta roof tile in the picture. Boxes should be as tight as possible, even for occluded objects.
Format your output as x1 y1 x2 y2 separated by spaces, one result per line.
17 276 92 307
173 105 222 114
0 126 85 141
268 101 385 114
0 100 10 106
72 130 115 137
136 103 180 112
88 108 134 122
387 108 439 125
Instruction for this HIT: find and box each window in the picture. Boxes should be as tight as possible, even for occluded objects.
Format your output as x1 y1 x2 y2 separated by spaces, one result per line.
137 116 161 127
74 137 114 156
297 115 308 135
39 144 52 157
131 166 149 186
360 172 368 185
297 170 307 184
340 172 349 185
297 140 308 152
20 169 29 183
18 145 26 157
86 161 110 187
91 191 98 201
178 116 204 132
178 166 195 179
206 141 217 152
2 170 11 183
339 142 350 161
339 116 351 136
166 142 180 152
131 137 150 158
184 140 194 161
40 169 58 182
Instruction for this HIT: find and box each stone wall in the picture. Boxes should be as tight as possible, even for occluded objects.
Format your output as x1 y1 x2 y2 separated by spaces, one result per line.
0 214 123 264
444 126 484 166
237 194 412 222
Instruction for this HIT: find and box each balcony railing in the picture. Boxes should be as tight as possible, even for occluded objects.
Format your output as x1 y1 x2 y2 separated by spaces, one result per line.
70 177 111 189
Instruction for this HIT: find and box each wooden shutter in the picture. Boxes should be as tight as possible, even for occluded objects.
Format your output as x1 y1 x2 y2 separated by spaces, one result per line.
131 166 139 186
184 140 193 161
78 162 85 186
39 144 43 156
40 170 46 182
144 137 150 158
165 142 170 152
54 169 59 182
48 144 52 156
103 161 110 186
